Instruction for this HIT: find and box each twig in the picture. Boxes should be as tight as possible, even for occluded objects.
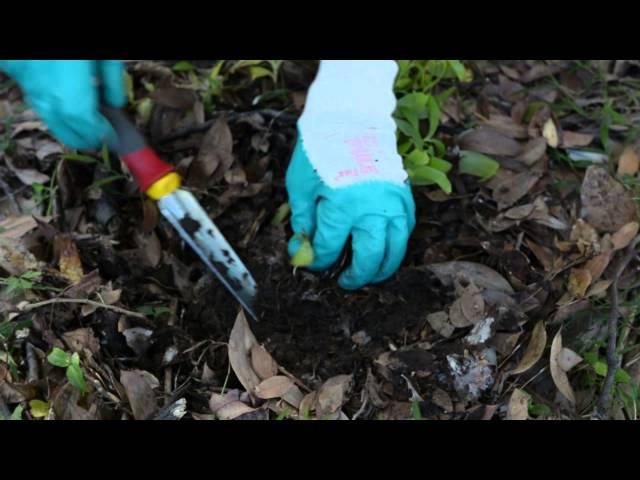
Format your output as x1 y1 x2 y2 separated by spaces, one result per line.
154 109 297 144
595 235 640 419
164 298 178 406
352 389 369 421
20 298 146 319
25 342 39 383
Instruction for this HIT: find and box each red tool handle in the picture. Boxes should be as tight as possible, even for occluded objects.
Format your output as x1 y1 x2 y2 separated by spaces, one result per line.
102 107 175 193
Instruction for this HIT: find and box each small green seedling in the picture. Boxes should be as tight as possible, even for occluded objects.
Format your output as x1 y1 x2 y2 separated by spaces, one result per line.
290 234 314 267
47 348 88 394
29 400 49 419
410 400 423 420
0 270 41 296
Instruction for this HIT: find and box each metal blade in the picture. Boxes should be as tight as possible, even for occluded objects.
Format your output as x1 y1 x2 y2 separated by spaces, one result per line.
158 189 258 320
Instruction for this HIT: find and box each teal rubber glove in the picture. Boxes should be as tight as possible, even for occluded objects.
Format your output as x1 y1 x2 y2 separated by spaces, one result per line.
286 136 416 290
0 60 126 149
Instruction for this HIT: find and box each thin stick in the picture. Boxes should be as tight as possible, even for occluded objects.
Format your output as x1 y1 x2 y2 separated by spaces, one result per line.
164 299 178 406
21 298 146 319
25 342 39 383
595 235 640 419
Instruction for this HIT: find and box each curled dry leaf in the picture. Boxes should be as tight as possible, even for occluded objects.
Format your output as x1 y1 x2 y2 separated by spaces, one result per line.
557 348 583 372
584 250 612 282
511 321 547 375
550 330 576 404
228 310 262 395
56 235 84 285
425 262 514 294
586 279 613 298
250 344 279 381
581 166 638 233
316 375 353 418
254 375 294 400
617 147 640 176
611 222 639 251
568 268 592 298
299 391 317 417
190 118 234 186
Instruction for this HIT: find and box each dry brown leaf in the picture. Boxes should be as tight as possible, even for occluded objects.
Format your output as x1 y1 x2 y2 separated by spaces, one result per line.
426 311 455 338
228 310 262 395
253 375 294 400
4 155 50 185
458 127 523 157
0 215 39 240
63 328 100 355
561 131 594 148
134 231 162 268
557 348 583 372
488 332 522 356
584 250 613 282
316 375 353 418
550 330 576 404
365 368 388 409
120 369 158 420
568 268 592 298
482 115 529 139
449 300 472 329
35 141 63 161
570 219 599 253
56 235 83 285
425 262 514 294
611 221 639 251
209 390 257 420
524 239 554 272
250 344 278 381
506 388 530 420
581 166 638 233
617 147 640 176
190 119 234 186
432 388 453 413
511 321 547 375
586 279 613 298
150 87 197 109
11 120 47 137
492 171 542 210
460 290 485 325
542 119 560 148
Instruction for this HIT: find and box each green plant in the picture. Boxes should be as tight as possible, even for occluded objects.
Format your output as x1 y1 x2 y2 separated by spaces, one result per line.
47 347 88 394
393 60 493 193
136 304 172 318
410 400 423 420
0 270 41 296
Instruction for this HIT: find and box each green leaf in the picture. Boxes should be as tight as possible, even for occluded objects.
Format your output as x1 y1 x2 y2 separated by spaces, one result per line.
10 405 23 420
616 368 631 384
409 166 452 193
405 149 430 169
47 347 71 368
249 66 274 81
21 271 41 280
426 95 441 139
66 363 88 394
430 158 453 173
124 71 135 104
528 402 552 417
86 175 125 191
271 203 291 226
100 143 110 169
71 352 81 368
594 360 608 377
459 150 500 179
62 153 97 164
0 319 31 341
173 61 196 72
395 118 423 148
29 400 49 418
411 401 423 420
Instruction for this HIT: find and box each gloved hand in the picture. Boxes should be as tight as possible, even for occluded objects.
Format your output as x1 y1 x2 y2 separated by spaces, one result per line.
0 60 126 149
286 135 416 290
286 61 416 290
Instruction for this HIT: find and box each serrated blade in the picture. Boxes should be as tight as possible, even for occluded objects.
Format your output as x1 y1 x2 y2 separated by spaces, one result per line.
158 189 258 320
